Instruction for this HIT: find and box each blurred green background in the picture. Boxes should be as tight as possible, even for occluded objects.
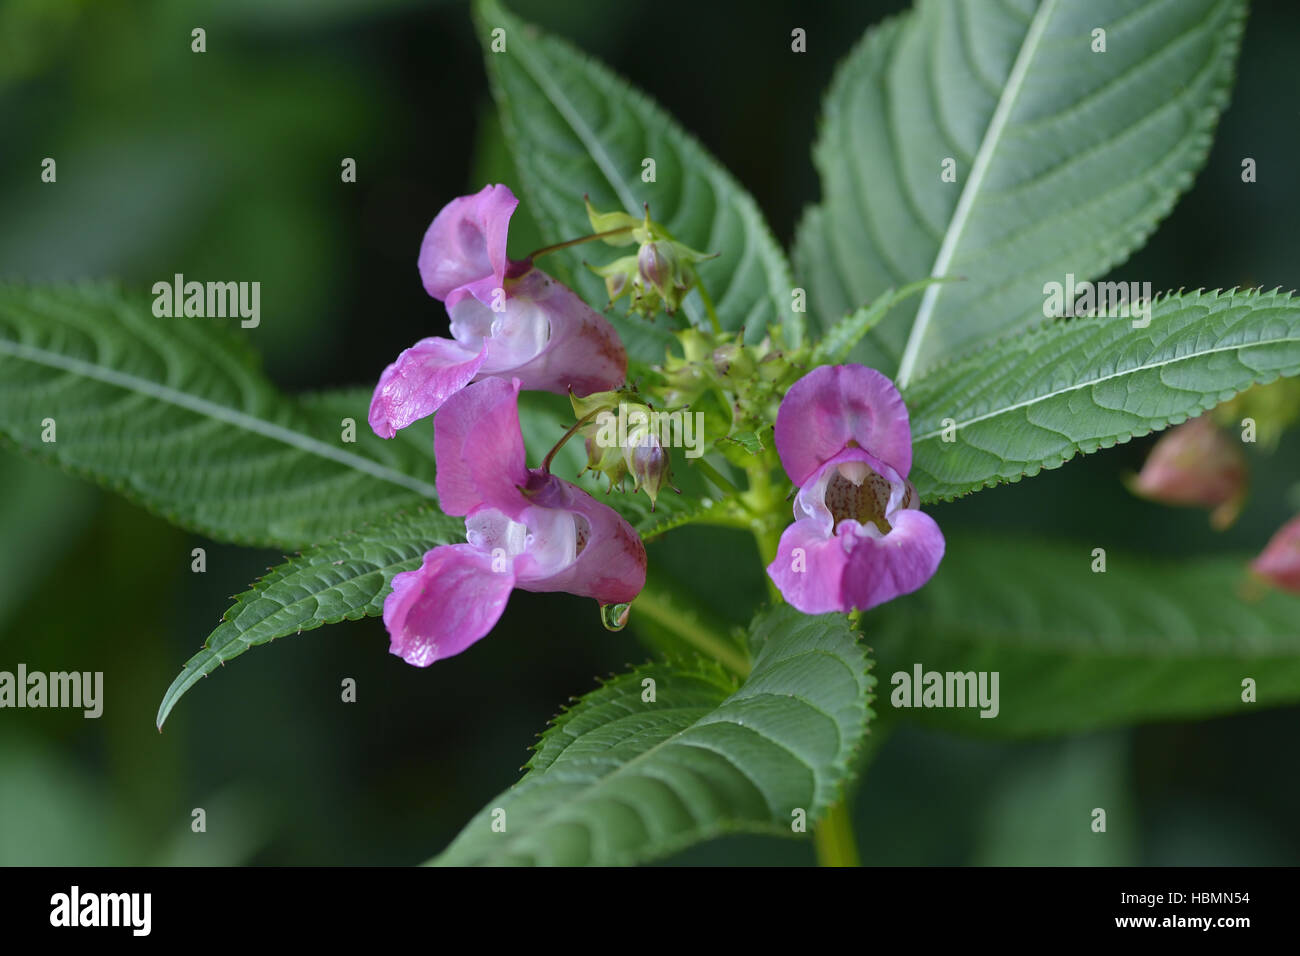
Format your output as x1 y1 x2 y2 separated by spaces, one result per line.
2 0 1298 865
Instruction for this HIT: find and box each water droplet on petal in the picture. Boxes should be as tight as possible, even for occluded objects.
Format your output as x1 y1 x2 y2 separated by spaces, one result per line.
600 602 631 631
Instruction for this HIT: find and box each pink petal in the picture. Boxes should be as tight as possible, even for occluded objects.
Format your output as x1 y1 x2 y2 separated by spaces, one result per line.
498 270 627 397
1252 515 1300 593
368 337 485 439
433 377 529 517
766 510 944 614
838 509 945 612
766 519 853 614
418 184 519 308
382 544 516 667
517 474 646 605
774 364 913 486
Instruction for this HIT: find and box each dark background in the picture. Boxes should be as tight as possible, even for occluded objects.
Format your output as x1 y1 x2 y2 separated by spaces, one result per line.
1 0 1297 865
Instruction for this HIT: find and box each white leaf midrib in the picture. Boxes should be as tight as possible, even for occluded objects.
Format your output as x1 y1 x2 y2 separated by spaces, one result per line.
0 337 441 500
910 330 1300 442
895 0 1061 388
505 23 641 215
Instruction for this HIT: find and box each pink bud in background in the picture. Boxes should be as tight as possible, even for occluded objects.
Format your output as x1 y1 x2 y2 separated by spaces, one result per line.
1251 515 1300 594
1128 414 1247 530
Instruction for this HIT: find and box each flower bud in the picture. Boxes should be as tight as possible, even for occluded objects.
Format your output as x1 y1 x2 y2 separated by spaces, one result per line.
637 241 671 289
604 270 628 301
1251 515 1300 593
1127 415 1246 529
623 427 674 509
584 433 627 490
658 328 714 406
638 240 693 314
589 255 642 310
583 199 714 319
711 341 756 381
757 349 792 383
576 399 658 494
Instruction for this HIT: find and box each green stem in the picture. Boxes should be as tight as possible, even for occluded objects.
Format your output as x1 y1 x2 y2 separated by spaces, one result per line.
632 586 750 676
743 463 785 602
692 457 741 498
540 409 601 474
527 226 634 261
730 450 866 865
696 283 723 335
734 455 865 866
813 801 860 867
753 521 783 567
814 722 890 866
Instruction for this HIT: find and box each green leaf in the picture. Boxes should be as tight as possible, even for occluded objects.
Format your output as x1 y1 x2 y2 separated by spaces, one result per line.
156 508 463 728
721 428 770 456
0 283 440 549
431 605 873 866
795 0 1245 384
809 279 938 366
616 487 737 541
906 288 1300 502
474 0 795 364
870 535 1300 736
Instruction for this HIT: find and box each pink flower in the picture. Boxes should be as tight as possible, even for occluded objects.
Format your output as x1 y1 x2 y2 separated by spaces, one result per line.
383 377 647 666
1128 414 1246 529
765 364 944 614
1251 515 1300 594
368 185 627 439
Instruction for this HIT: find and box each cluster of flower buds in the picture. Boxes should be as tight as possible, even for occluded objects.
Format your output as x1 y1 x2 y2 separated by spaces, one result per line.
657 326 803 463
584 199 715 318
570 390 678 508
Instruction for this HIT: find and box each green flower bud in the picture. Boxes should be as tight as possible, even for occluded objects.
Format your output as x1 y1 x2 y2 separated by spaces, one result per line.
570 388 624 420
588 254 643 309
584 433 628 490
675 328 715 364
711 340 757 381
584 196 640 245
583 199 716 320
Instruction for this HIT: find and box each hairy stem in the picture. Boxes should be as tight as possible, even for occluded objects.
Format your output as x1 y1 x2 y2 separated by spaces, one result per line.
813 801 860 867
540 409 601 474
696 284 723 335
692 456 741 498
527 226 634 261
632 586 750 676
